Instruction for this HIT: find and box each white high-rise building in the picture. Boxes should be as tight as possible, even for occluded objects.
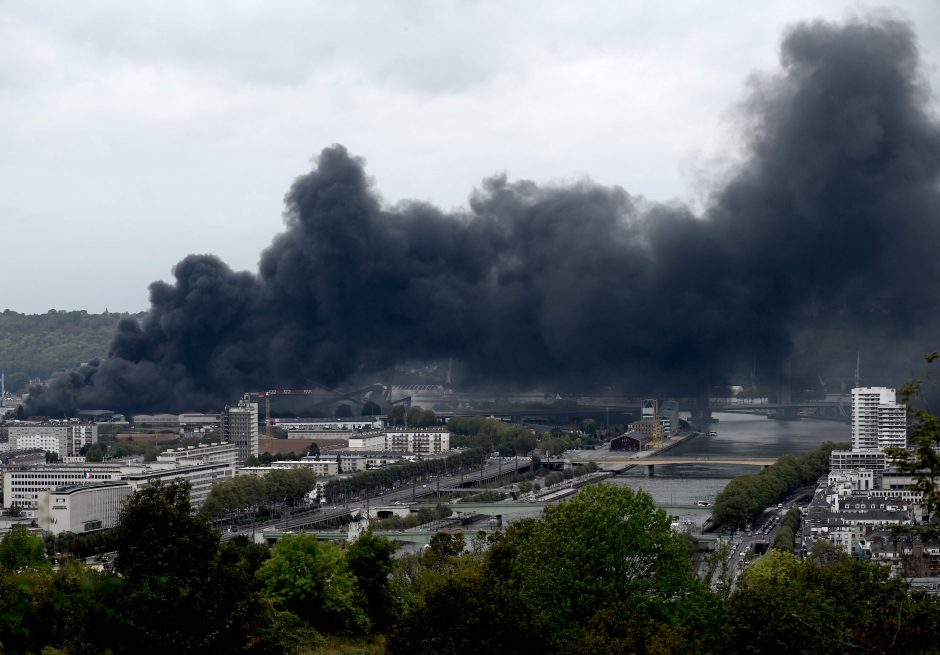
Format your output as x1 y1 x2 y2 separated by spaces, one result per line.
221 401 259 465
851 387 906 451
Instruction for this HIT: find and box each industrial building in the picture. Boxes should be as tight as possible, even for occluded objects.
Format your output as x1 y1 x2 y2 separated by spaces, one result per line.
610 431 654 451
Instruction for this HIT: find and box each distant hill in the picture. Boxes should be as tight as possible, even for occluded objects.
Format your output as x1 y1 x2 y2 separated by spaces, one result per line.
0 309 145 393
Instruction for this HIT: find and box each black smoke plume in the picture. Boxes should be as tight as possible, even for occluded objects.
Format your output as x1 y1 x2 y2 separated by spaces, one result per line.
27 15 940 415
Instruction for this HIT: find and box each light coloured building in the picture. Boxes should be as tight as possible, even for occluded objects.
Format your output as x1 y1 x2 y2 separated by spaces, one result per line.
13 433 66 456
178 413 220 436
852 387 906 451
4 459 235 516
4 464 125 513
336 453 406 472
383 427 450 454
157 442 237 467
275 418 383 432
38 482 133 535
121 462 234 509
829 449 886 472
7 424 98 457
347 432 388 451
271 459 340 476
344 428 450 454
221 401 259 465
238 454 397 479
178 413 220 427
827 469 875 493
132 414 180 430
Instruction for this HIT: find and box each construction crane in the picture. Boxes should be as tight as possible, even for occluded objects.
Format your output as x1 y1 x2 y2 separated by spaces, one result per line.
243 389 321 439
242 385 390 438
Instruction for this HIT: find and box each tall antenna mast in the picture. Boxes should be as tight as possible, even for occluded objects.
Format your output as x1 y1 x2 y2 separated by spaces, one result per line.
854 351 861 389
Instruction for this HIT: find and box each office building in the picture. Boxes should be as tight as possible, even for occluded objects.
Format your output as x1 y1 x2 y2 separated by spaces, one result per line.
221 401 259 465
38 482 133 535
7 424 98 458
4 459 234 517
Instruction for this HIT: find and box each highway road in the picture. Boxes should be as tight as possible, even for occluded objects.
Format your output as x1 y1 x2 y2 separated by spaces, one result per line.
709 488 813 591
221 456 532 541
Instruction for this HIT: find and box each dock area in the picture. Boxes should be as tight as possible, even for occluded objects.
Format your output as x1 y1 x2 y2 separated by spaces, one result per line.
564 430 704 473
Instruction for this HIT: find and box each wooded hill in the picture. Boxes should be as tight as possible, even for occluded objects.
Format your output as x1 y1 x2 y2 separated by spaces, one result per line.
0 309 144 393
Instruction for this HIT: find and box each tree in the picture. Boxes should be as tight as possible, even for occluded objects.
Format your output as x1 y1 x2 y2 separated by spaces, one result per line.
81 442 107 462
307 443 320 457
386 561 536 655
505 484 700 645
727 550 940 654
425 533 465 570
345 530 397 631
388 405 406 425
257 534 368 634
0 525 48 571
888 352 940 538
112 479 263 652
114 480 217 583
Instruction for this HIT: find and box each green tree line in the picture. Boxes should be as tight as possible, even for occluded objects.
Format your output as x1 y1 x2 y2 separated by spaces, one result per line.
201 468 316 520
772 507 802 552
711 441 845 528
322 448 488 502
447 417 538 454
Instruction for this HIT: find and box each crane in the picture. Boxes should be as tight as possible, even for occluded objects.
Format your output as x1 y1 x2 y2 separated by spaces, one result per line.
242 385 390 438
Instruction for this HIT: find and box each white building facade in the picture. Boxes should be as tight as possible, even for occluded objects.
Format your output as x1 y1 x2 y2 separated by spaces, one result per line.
852 387 906 451
157 442 237 467
4 459 235 516
13 434 66 456
38 482 133 535
7 424 98 458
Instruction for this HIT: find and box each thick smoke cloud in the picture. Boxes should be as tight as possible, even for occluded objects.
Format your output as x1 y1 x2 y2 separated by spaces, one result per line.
27 15 940 415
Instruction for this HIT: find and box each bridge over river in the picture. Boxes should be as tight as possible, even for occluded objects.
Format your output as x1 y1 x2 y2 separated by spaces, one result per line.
569 456 778 476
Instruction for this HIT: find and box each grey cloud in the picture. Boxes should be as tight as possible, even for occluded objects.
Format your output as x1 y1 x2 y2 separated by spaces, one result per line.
26 15 940 414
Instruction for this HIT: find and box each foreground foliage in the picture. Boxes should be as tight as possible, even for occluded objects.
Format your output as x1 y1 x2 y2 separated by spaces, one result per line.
1 481 939 654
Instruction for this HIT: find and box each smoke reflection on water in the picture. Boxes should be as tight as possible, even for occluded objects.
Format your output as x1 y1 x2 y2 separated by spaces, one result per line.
609 412 849 506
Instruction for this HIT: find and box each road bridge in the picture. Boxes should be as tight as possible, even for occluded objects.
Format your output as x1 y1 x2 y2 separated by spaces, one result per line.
570 456 778 476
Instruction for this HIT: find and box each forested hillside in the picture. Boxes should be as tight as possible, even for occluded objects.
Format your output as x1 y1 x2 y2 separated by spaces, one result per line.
0 310 144 392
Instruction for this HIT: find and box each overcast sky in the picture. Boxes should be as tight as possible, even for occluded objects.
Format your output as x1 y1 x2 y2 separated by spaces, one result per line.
3 1 939 314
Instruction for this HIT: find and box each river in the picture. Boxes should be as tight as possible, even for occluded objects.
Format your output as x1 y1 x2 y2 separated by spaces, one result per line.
608 412 850 506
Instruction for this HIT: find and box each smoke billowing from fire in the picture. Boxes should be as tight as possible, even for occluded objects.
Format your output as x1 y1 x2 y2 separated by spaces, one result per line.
27 16 940 415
